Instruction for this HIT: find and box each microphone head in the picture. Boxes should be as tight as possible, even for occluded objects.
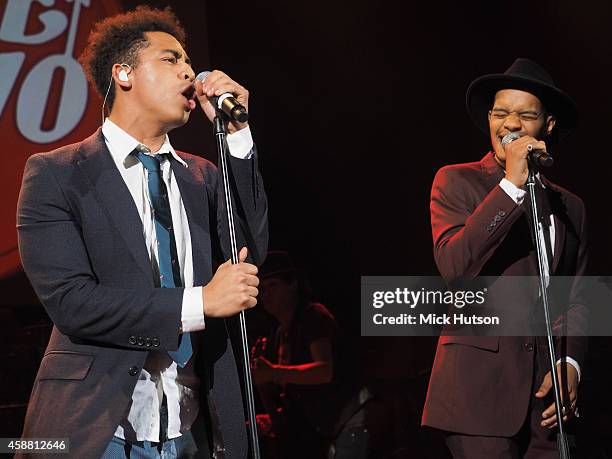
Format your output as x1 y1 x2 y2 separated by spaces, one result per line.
194 70 249 122
501 132 521 146
195 71 211 82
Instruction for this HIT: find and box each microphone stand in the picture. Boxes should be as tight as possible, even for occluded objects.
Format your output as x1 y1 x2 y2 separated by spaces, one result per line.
214 110 261 459
526 164 571 459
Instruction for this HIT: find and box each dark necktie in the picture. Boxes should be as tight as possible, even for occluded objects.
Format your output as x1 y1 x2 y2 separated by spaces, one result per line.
135 146 193 367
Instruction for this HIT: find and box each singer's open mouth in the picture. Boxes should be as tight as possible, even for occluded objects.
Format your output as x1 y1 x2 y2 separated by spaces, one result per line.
181 84 196 100
181 85 197 111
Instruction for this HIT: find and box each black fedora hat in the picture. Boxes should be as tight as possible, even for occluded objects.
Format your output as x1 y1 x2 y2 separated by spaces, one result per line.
260 251 300 280
466 58 578 136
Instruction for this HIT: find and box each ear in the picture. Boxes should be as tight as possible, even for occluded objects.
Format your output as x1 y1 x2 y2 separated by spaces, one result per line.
112 63 132 89
545 115 556 136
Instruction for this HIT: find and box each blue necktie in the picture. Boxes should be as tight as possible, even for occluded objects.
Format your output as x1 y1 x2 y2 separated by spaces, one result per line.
135 146 192 367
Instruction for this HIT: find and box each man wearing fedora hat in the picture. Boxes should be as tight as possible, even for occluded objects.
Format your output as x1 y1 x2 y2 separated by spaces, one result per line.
250 251 340 457
421 59 588 457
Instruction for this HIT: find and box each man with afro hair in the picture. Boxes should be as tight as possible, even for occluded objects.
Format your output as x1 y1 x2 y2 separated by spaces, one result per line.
17 6 268 458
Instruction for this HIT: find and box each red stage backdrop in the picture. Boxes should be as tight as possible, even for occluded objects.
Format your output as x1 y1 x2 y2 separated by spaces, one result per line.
0 0 122 278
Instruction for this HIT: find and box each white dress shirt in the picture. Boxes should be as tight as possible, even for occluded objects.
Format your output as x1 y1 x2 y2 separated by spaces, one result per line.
499 177 581 381
102 118 253 442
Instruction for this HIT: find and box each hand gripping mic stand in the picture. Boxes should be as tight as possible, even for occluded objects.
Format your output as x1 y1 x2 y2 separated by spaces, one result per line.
213 110 261 459
526 163 571 459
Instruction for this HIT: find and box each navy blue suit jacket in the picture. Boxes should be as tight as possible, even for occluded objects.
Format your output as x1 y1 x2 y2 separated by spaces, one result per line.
16 128 268 459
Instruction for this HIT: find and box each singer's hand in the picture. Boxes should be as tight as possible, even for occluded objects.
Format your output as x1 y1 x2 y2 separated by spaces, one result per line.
202 247 259 317
536 362 579 429
193 70 249 134
503 135 547 187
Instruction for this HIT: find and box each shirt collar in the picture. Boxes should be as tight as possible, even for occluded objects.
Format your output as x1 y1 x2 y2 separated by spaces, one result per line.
102 118 187 167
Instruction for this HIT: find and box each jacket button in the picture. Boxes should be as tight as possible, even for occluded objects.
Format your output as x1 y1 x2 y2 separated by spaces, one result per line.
498 210 506 217
494 215 501 222
145 338 152 347
525 343 534 352
129 336 137 345
129 366 139 376
137 336 145 346
152 338 160 347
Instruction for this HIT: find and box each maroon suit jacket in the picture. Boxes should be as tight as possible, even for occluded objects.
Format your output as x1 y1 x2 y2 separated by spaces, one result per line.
421 152 588 437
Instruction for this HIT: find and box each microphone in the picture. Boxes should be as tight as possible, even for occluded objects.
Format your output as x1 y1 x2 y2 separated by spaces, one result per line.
501 133 554 168
195 71 249 123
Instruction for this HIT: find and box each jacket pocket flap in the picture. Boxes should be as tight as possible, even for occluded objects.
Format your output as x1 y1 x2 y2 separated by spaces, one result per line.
38 352 95 380
440 335 499 352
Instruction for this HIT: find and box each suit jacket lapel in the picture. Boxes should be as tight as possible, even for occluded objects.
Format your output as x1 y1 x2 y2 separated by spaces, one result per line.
551 214 566 273
481 151 506 188
76 128 154 284
169 155 209 285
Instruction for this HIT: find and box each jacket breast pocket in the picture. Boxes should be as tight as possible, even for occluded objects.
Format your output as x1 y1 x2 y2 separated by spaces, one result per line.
37 351 95 380
440 335 500 352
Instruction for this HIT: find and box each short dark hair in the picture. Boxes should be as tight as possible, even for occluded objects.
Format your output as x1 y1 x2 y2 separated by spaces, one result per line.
79 6 186 111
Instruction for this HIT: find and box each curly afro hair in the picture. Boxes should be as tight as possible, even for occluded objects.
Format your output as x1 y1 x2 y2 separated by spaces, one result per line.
79 6 187 111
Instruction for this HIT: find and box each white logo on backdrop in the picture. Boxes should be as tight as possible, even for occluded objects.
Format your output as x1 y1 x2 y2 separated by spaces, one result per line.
0 0 90 143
